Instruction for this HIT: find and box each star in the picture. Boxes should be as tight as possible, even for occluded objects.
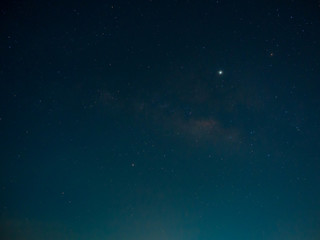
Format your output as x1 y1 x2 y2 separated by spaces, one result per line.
218 70 223 75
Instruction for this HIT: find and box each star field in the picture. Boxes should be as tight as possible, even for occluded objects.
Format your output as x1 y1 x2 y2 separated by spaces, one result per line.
1 1 320 239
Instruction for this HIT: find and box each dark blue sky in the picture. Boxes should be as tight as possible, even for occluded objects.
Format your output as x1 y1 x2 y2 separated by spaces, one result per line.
1 0 320 239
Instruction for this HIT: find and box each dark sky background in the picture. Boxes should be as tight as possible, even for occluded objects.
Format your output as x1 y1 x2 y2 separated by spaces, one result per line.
1 0 320 239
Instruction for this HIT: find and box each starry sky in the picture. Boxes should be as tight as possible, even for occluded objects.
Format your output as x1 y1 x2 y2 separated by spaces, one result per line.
1 0 320 239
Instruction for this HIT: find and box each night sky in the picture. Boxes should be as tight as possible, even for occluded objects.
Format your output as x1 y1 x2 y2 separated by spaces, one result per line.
1 0 320 239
